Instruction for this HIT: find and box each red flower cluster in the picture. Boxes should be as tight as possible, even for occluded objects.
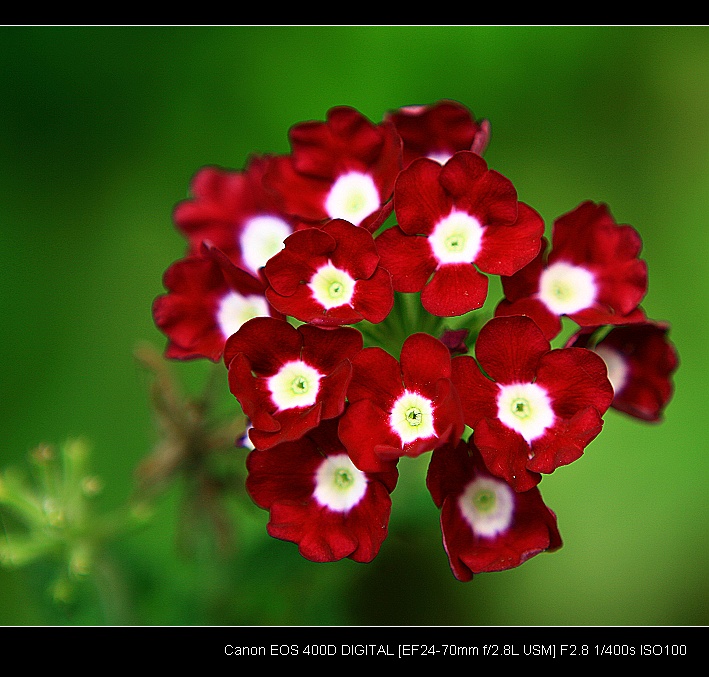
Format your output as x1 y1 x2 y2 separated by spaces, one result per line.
153 101 678 579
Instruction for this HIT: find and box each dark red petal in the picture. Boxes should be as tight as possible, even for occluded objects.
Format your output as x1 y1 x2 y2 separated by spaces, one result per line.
204 244 268 296
375 226 437 293
536 347 614 418
475 202 545 276
267 503 357 562
347 346 403 408
223 316 302 373
421 263 488 317
263 246 320 297
299 324 363 372
426 439 471 509
350 267 394 324
439 152 518 226
245 439 319 509
475 315 550 384
595 258 648 316
494 297 563 342
324 218 381 280
473 418 541 492
226 353 280 433
449 355 499 428
338 399 401 474
431 377 466 445
317 360 354 420
250 403 324 451
152 292 223 362
527 406 604 474
263 154 332 221
570 304 647 329
500 238 548 302
282 225 335 258
394 157 452 235
400 332 453 389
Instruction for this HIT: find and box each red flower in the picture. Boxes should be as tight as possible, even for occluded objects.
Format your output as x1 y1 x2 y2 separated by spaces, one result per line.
262 106 402 232
451 315 614 492
426 438 562 581
152 244 277 361
495 201 648 340
567 321 679 422
338 332 465 473
172 157 302 277
375 151 544 317
385 99 491 168
263 219 394 327
224 316 362 450
245 418 398 563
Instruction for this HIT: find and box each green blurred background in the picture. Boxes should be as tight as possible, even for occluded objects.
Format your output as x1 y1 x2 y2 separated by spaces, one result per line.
0 25 706 626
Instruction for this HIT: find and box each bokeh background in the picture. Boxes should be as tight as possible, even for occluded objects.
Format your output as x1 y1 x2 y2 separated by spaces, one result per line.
0 25 706 627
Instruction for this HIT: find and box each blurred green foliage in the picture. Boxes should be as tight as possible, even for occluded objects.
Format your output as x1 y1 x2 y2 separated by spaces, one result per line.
0 25 707 626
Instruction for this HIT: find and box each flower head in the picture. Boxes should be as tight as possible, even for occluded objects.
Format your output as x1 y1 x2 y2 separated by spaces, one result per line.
263 219 394 327
451 315 614 492
263 106 402 232
375 151 544 317
567 321 679 422
224 316 362 450
426 438 562 581
245 418 398 563
172 157 304 278
495 201 648 340
385 99 491 168
152 244 277 361
338 332 465 473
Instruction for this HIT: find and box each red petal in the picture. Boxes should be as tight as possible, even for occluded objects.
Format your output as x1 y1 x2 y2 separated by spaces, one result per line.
250 403 324 451
223 316 301 373
299 324 363 372
375 226 437 293
536 347 614 418
325 218 380 280
439 151 518 226
400 332 453 389
347 346 402 409
473 418 541 492
475 202 545 276
394 157 452 235
338 399 401 474
421 264 488 317
450 355 499 428
494 297 563 341
527 407 604 474
351 267 394 324
475 315 550 384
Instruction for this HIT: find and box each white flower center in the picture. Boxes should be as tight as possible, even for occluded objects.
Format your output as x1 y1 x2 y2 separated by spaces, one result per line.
594 344 629 395
538 261 597 315
239 215 292 274
324 171 380 226
497 382 554 443
313 453 368 512
428 209 484 265
267 360 322 410
389 390 435 444
458 476 515 538
426 150 453 165
216 291 270 340
308 261 356 310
